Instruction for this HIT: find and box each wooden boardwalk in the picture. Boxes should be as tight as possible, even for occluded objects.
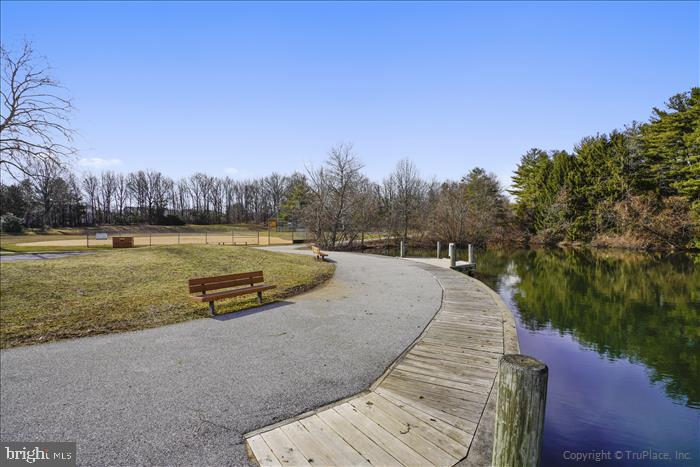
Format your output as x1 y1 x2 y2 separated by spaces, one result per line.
245 262 519 466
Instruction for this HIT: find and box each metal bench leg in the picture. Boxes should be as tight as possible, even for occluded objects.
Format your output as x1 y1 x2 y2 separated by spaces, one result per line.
209 301 215 316
257 291 263 305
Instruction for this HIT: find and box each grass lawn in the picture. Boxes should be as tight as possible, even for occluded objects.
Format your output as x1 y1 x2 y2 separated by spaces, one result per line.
0 245 334 349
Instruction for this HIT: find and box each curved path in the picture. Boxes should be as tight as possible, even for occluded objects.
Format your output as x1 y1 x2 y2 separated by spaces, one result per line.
245 258 519 467
0 249 442 466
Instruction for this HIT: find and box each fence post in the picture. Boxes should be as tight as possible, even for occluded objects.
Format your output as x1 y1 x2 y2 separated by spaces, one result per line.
149 234 152 246
205 231 208 244
399 241 405 258
436 241 441 259
86 232 89 248
232 229 234 245
178 233 180 244
468 244 474 264
257 230 260 245
448 243 456 267
492 354 548 467
268 227 271 245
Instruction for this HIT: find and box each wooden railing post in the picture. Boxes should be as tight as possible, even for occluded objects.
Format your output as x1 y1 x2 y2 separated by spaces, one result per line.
399 240 405 258
448 243 456 267
468 244 474 264
492 354 548 467
437 241 441 259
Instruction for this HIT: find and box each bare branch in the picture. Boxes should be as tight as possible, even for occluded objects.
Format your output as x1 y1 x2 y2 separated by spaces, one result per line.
0 41 75 179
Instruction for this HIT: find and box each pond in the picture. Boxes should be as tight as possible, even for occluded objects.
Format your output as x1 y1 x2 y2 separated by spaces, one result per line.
474 248 700 466
375 246 699 465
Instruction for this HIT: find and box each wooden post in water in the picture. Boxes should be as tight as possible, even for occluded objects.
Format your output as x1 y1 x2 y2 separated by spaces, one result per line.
437 241 441 259
448 243 456 267
399 241 405 258
492 354 548 467
468 244 474 264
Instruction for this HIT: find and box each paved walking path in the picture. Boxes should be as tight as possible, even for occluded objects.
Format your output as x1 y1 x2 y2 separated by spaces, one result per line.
0 251 95 262
0 249 443 466
245 257 518 466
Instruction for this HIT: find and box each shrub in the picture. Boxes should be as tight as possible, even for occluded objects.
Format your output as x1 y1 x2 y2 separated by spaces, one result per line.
159 214 185 226
0 213 24 234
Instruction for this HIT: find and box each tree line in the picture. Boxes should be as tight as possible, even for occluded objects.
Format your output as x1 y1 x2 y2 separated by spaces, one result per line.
0 164 307 227
510 88 699 249
0 141 514 249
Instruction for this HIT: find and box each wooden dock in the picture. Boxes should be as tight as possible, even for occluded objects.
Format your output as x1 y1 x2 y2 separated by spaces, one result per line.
245 262 519 466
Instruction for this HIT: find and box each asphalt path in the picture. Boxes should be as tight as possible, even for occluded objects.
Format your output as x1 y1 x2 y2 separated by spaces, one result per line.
0 251 95 262
0 248 442 466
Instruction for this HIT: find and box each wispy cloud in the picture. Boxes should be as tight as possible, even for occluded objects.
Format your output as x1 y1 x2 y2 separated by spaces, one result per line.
223 167 254 178
77 157 123 168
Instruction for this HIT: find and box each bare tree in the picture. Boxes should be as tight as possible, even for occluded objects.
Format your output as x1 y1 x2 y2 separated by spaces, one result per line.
26 157 64 226
0 42 74 178
264 172 289 220
82 173 99 225
99 171 116 223
114 173 128 223
305 143 364 248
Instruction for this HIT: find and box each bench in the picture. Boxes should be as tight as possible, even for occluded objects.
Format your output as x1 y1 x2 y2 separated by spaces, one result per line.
312 245 328 261
188 271 276 315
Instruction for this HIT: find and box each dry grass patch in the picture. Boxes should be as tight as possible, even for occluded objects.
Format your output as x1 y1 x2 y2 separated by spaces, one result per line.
0 245 334 348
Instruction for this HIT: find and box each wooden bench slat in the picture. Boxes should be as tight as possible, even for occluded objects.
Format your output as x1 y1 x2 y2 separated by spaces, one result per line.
188 270 264 286
312 246 329 260
189 275 264 293
188 270 277 315
190 284 276 302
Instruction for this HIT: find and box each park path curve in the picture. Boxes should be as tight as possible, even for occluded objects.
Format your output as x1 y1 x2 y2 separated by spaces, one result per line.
245 258 519 467
1 248 443 466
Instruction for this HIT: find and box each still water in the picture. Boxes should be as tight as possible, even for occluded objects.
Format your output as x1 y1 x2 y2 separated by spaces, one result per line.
473 249 700 466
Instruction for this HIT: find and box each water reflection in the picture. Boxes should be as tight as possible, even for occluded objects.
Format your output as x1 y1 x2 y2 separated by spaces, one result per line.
473 248 700 466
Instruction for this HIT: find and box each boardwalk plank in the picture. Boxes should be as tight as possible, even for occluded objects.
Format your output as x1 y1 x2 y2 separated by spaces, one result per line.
317 409 402 467
260 428 312 466
247 435 283 467
298 416 372 466
375 387 478 435
280 421 340 466
365 393 468 459
349 395 458 465
334 404 431 466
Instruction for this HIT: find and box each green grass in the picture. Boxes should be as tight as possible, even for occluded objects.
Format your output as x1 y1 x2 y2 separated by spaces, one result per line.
0 245 334 349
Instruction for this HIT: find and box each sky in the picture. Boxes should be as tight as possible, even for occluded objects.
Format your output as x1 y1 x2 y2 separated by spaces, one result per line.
1 1 698 188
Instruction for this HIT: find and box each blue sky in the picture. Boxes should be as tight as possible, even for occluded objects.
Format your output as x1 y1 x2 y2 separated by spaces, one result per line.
2 1 698 187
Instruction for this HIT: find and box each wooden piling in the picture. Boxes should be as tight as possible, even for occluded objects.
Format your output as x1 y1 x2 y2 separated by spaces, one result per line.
492 354 548 467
